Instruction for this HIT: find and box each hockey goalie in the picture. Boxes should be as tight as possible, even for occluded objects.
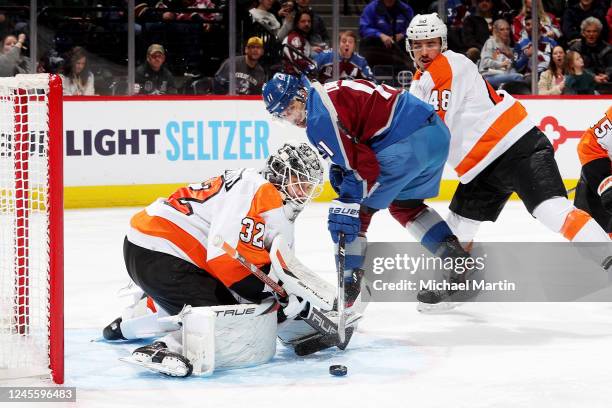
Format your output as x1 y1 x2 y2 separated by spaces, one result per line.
101 142 362 377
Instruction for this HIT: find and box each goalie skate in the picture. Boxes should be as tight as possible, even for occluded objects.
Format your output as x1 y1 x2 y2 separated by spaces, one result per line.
119 341 193 377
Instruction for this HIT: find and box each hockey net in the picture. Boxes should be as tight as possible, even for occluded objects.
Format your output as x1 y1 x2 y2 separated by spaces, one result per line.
0 74 63 384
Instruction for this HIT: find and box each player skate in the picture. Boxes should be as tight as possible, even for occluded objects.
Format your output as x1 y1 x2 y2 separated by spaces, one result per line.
416 235 481 313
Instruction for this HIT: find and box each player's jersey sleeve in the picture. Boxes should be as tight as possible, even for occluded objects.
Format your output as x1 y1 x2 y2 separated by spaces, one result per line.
306 81 381 194
577 106 612 166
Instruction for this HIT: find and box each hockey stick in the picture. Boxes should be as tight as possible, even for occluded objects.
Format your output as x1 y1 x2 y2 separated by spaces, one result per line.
212 235 360 341
336 233 346 344
282 43 318 80
213 235 287 297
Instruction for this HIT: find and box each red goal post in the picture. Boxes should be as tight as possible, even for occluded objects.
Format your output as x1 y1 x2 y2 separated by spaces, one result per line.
0 74 63 384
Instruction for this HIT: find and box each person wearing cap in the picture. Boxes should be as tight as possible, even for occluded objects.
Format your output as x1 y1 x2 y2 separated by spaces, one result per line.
213 36 267 95
135 43 177 95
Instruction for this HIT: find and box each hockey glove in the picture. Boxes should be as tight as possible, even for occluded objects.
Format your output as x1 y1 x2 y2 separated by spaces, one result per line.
328 200 360 243
598 176 612 213
329 164 346 195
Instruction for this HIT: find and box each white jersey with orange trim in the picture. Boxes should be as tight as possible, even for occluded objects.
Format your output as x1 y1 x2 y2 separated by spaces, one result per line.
409 50 535 183
126 168 294 292
577 106 612 166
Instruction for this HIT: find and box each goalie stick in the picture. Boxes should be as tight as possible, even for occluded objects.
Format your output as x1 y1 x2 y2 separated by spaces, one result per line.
212 235 361 344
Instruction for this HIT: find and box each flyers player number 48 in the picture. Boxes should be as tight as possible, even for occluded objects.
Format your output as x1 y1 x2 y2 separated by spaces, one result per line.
406 13 611 246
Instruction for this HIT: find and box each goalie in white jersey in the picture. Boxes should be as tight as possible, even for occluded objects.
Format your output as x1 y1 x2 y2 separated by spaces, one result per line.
102 142 351 377
406 14 611 253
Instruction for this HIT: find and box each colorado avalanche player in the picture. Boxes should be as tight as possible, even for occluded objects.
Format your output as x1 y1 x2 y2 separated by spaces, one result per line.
262 73 473 306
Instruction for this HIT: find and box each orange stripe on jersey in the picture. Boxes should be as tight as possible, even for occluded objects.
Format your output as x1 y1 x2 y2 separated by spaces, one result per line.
455 101 528 177
425 55 453 121
577 106 612 166
130 210 210 270
146 296 157 313
207 183 284 288
413 70 423 80
560 208 591 241
485 79 503 104
251 182 284 214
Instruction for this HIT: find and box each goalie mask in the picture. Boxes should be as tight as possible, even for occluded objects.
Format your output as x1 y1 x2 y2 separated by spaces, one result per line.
263 142 324 213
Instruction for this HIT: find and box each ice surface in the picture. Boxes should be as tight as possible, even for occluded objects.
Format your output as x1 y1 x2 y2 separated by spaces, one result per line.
5 202 612 408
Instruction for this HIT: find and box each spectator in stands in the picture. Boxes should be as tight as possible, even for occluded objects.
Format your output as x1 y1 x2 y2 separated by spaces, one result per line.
0 33 29 77
170 0 222 32
282 9 317 75
214 36 267 95
135 44 178 94
462 0 500 61
60 46 95 96
358 0 414 68
512 0 561 42
538 45 566 94
568 17 612 82
563 49 598 94
313 30 375 83
248 0 293 41
293 0 329 49
243 0 294 73
514 14 557 76
479 19 524 88
562 0 608 43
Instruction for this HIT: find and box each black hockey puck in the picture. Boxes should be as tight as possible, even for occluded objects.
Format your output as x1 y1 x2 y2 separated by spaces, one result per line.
329 364 348 376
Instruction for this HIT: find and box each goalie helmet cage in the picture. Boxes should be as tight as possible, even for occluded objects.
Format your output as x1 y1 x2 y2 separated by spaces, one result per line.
0 74 64 384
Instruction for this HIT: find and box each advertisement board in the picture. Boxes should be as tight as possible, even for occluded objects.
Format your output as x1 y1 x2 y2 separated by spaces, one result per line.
62 95 611 207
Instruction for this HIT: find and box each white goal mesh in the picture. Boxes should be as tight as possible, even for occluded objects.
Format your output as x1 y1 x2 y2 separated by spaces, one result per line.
0 74 63 384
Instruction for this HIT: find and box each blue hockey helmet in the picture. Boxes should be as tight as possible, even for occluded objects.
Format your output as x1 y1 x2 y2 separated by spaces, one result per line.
262 73 308 117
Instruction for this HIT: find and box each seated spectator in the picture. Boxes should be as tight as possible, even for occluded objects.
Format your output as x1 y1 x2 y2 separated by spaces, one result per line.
135 44 178 94
562 0 608 44
60 46 95 96
358 0 414 69
563 49 598 94
0 33 29 77
462 0 500 58
214 36 266 95
568 17 611 83
479 19 524 88
292 0 329 49
512 0 561 42
313 30 375 83
538 45 566 94
514 14 557 76
282 9 317 75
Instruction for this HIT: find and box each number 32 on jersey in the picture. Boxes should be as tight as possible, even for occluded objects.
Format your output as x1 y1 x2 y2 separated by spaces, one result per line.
428 89 451 112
